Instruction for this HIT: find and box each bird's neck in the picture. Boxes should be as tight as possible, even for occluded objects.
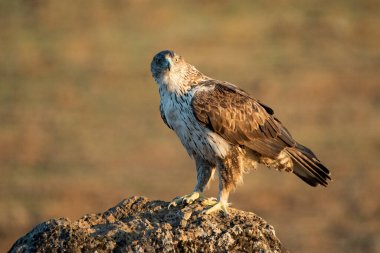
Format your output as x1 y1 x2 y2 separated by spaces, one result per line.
158 67 206 96
158 81 189 99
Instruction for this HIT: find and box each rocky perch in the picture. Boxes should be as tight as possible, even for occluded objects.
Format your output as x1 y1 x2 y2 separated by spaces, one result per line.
10 196 285 252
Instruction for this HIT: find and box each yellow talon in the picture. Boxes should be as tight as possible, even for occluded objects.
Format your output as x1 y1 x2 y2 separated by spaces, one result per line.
168 191 203 208
203 201 230 215
201 197 218 206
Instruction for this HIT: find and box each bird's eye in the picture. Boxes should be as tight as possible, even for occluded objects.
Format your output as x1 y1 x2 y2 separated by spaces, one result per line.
174 57 179 63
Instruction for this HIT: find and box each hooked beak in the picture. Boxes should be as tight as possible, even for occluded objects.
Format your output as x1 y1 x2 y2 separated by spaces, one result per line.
165 57 173 71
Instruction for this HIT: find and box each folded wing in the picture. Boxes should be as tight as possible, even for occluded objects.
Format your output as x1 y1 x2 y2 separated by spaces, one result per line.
191 80 331 186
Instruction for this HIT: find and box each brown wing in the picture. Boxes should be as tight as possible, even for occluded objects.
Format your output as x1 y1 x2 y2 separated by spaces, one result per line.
191 80 296 159
191 80 331 187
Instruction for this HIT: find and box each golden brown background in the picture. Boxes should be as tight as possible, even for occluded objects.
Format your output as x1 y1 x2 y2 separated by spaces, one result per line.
1 1 379 252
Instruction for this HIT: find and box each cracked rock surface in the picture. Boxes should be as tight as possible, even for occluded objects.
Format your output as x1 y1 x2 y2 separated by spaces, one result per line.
9 196 284 252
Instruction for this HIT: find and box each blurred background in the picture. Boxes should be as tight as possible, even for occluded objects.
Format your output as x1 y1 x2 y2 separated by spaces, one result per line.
1 0 379 252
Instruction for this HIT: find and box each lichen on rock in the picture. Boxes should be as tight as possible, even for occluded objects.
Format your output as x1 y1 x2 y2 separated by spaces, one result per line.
9 196 285 252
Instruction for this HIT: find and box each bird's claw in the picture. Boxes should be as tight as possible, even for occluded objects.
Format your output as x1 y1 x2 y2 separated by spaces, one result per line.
168 191 203 209
168 193 230 215
202 201 230 215
201 197 218 206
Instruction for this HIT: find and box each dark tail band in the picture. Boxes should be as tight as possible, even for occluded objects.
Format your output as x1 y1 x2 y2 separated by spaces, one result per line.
286 144 331 187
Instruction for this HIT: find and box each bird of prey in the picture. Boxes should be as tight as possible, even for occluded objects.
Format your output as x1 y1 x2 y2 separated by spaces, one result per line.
150 50 331 214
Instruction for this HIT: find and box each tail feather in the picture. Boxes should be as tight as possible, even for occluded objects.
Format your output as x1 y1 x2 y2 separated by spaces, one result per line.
286 144 331 187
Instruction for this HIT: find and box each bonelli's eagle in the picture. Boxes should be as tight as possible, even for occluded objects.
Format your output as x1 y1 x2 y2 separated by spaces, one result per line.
151 50 331 214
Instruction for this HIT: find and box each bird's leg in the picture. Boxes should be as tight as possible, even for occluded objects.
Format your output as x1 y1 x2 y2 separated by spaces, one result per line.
168 158 215 208
203 176 231 214
203 157 240 215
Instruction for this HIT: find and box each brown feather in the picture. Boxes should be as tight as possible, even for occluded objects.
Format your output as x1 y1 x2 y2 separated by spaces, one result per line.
191 80 331 187
192 81 293 159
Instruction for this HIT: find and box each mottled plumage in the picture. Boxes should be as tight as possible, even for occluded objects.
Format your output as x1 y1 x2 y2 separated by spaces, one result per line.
151 50 331 214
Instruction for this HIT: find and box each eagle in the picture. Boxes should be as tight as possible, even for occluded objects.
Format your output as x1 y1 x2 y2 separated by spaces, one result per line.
151 50 331 214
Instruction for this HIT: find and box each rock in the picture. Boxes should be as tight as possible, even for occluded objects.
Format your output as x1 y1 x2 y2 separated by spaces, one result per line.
9 196 285 252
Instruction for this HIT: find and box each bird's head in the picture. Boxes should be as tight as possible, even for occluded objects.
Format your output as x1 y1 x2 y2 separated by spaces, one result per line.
151 50 203 92
151 50 184 80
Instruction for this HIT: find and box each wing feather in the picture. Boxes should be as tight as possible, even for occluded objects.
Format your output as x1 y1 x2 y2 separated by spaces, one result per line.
191 80 331 187
191 80 295 159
